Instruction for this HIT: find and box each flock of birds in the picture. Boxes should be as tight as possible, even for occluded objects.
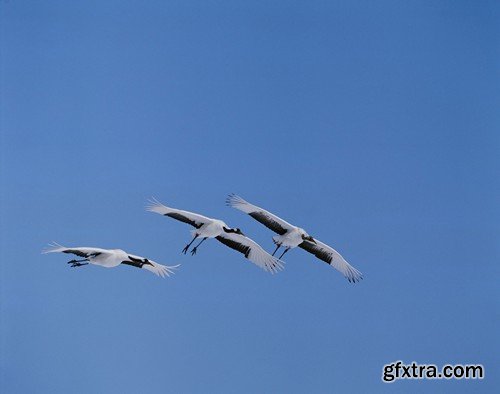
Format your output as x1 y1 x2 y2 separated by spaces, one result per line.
43 194 363 283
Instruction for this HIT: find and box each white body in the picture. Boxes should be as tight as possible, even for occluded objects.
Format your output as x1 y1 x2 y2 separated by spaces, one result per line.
87 248 125 268
273 228 307 249
194 219 228 239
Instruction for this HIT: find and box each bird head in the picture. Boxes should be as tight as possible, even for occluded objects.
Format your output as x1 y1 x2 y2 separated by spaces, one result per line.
300 230 316 244
304 235 316 243
128 255 154 266
223 227 245 236
233 227 245 236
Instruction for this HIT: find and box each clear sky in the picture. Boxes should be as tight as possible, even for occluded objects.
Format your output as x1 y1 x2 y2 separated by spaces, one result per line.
1 1 498 393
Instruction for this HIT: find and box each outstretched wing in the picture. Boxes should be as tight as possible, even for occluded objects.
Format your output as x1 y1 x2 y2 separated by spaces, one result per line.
122 253 180 278
226 194 295 235
42 243 110 258
299 239 363 283
216 232 285 274
146 197 211 229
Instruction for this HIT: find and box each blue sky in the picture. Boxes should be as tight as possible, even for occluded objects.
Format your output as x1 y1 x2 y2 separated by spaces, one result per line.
1 1 498 393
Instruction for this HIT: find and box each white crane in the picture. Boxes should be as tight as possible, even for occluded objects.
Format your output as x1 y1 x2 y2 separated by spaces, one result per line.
226 194 363 283
43 243 179 278
146 198 284 274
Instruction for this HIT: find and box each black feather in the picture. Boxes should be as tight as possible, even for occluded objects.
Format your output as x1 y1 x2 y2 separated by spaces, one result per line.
63 250 101 258
249 212 288 235
216 236 251 258
165 212 203 228
298 241 332 264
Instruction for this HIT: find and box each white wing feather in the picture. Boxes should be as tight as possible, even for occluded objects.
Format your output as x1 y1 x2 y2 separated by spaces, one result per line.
143 262 180 278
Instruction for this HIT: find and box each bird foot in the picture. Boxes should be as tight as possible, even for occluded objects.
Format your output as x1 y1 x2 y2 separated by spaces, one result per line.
190 247 198 256
182 245 189 254
69 262 88 268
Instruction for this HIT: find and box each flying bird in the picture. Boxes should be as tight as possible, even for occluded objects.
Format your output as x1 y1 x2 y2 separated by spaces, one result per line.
43 243 179 278
146 198 284 274
226 194 363 283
